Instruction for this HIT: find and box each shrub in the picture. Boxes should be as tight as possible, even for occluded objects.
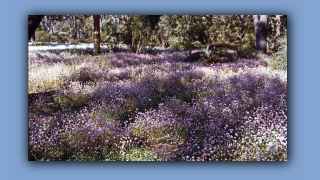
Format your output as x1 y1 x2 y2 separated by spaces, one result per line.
210 50 235 63
242 33 256 46
87 37 94 43
36 30 51 42
236 43 256 59
50 35 58 42
74 38 88 43
184 52 205 62
201 50 235 64
268 35 287 70
57 35 67 44
170 43 184 50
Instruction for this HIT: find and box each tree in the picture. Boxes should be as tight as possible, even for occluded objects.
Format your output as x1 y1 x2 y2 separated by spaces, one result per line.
194 15 220 54
156 15 174 48
93 15 101 56
73 15 77 39
121 15 161 53
41 16 49 32
253 15 268 54
270 15 283 51
28 15 44 41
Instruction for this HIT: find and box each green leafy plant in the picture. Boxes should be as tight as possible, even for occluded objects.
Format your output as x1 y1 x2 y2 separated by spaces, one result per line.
57 35 67 44
236 43 256 59
36 30 51 42
170 43 184 50
74 38 88 43
268 35 287 70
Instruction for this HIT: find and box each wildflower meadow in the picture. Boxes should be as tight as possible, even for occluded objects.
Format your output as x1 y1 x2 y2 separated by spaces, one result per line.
28 41 287 161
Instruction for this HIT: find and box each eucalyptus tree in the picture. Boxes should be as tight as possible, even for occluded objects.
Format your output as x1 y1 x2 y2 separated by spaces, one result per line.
39 16 69 35
253 15 268 53
194 15 222 54
77 15 94 39
41 16 49 32
169 15 196 60
120 15 161 53
100 15 118 32
130 15 149 53
73 15 77 38
269 15 284 51
234 15 255 44
171 15 219 61
156 15 175 48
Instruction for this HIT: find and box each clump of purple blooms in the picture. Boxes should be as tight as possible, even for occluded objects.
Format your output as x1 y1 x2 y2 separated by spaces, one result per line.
29 48 287 161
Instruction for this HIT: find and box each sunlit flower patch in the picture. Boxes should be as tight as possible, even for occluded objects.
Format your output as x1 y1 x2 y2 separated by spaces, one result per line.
28 45 287 161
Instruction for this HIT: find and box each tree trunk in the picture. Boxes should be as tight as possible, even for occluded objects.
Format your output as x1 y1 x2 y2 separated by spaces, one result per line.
93 15 101 56
131 36 136 53
253 15 268 54
275 15 282 51
46 16 51 32
136 34 141 54
48 19 53 34
42 16 51 33
205 44 210 56
28 15 44 42
162 40 165 49
42 17 48 32
100 15 104 32
73 15 77 39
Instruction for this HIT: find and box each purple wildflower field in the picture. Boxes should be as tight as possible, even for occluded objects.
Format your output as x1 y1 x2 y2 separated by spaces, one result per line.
28 46 287 161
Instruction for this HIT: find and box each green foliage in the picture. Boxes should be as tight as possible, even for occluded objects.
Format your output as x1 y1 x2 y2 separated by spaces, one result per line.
170 43 184 50
236 43 256 59
242 33 256 45
36 30 52 42
57 35 67 44
35 30 68 43
74 38 88 43
267 35 287 70
50 35 58 42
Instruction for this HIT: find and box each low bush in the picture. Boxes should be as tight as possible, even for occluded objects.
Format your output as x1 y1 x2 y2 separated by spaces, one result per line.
268 35 287 70
35 30 68 43
74 38 88 43
242 33 256 46
170 43 184 50
36 30 51 42
57 35 67 44
200 50 235 64
236 43 256 59
209 50 235 63
184 52 206 62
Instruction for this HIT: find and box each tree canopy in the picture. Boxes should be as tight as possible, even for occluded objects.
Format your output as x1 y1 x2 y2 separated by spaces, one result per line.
29 15 287 55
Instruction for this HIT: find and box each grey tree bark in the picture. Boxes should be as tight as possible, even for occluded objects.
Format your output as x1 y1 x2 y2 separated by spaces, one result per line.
41 16 48 32
275 15 282 51
253 15 268 54
73 15 77 39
